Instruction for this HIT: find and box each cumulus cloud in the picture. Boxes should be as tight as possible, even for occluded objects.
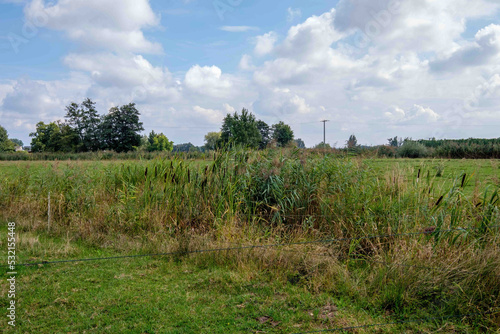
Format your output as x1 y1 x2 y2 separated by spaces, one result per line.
239 54 255 71
254 32 278 57
184 65 233 98
430 24 500 73
24 0 162 54
385 104 440 123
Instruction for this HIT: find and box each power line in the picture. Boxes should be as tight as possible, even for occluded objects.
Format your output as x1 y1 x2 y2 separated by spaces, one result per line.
9 224 499 268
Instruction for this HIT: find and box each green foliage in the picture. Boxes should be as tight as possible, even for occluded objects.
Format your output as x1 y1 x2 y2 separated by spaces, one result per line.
204 131 221 150
65 98 102 152
377 145 397 157
387 136 402 147
0 125 15 152
220 108 262 149
100 103 144 153
314 142 332 149
347 134 358 148
10 138 23 147
29 121 79 153
256 120 271 149
271 121 294 147
173 142 199 153
294 138 305 149
147 131 173 152
397 141 429 158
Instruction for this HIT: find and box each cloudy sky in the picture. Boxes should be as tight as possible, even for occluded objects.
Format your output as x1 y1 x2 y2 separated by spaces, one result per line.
1 0 500 147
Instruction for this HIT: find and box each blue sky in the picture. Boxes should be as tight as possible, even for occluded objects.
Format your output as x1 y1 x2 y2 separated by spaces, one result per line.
1 0 500 147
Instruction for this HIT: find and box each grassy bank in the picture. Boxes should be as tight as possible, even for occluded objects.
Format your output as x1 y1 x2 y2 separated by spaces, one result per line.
1 149 499 332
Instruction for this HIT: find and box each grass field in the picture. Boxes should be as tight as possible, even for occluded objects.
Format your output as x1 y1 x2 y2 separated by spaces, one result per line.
1 151 499 333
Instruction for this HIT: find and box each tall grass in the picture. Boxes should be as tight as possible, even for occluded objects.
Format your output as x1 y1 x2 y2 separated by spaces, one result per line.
1 148 499 329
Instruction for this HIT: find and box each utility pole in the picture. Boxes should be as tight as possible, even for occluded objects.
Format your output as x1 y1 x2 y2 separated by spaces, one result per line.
321 120 329 145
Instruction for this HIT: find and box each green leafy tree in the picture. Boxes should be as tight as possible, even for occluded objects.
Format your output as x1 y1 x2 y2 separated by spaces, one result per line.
147 131 173 152
65 98 102 151
0 125 15 152
294 138 305 149
100 103 144 153
173 143 199 153
388 136 402 147
10 138 23 147
220 108 261 149
347 134 358 148
256 120 271 149
204 131 221 150
29 121 79 152
272 121 294 147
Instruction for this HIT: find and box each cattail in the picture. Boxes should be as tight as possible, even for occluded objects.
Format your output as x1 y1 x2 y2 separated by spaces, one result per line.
187 169 191 183
435 195 444 206
461 173 466 188
145 167 148 178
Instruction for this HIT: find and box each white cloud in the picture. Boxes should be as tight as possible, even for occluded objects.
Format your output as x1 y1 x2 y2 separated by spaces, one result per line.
184 65 233 98
254 32 278 57
219 26 258 32
287 8 302 22
385 104 440 123
239 54 255 71
430 24 500 73
24 0 162 54
192 105 224 124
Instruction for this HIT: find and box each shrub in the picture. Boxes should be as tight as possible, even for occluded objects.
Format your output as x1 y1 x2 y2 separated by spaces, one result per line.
397 141 429 158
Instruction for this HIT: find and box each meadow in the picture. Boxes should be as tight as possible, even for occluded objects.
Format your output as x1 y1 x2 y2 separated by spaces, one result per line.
1 149 499 333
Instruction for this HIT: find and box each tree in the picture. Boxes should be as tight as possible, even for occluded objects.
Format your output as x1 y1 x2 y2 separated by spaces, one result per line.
314 142 332 149
294 138 305 149
256 120 271 149
204 131 221 150
272 121 294 147
173 143 199 153
220 109 262 149
65 98 102 152
147 131 173 152
388 136 402 147
0 125 15 152
10 138 23 147
100 103 144 152
347 134 358 148
29 121 79 152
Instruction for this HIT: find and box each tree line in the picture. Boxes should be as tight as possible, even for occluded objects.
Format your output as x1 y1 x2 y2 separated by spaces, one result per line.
2 100 303 154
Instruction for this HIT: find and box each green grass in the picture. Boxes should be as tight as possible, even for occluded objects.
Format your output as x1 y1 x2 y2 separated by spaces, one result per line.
364 158 500 196
0 151 499 333
1 226 494 333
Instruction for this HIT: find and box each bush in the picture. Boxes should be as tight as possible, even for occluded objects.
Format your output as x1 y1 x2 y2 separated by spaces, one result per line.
397 142 429 158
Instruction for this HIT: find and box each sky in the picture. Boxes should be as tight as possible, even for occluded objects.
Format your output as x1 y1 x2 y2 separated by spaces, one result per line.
0 0 500 148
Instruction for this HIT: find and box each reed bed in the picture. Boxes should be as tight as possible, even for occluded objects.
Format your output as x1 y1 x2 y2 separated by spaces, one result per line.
1 148 499 329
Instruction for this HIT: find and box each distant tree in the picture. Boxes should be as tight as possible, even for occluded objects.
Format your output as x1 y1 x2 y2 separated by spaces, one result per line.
10 138 23 147
347 134 358 148
173 143 199 153
65 98 102 151
294 138 305 149
256 120 271 149
220 108 261 149
272 121 294 147
147 131 173 152
314 142 332 149
0 125 15 152
100 103 144 153
388 136 402 147
204 131 221 150
29 121 78 152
